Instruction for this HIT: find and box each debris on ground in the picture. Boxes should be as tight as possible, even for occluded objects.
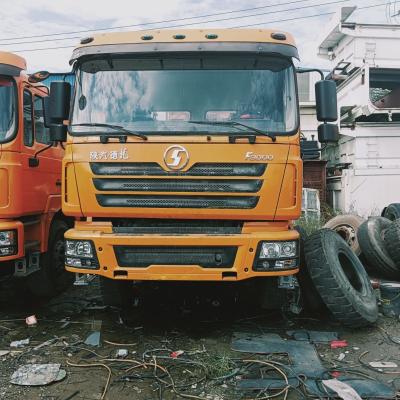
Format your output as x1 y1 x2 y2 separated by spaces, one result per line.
25 315 37 327
287 329 339 343
10 338 30 348
10 363 66 386
331 340 348 348
115 349 128 358
322 379 362 400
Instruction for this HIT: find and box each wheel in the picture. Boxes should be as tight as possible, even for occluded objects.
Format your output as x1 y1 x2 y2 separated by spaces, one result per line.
357 217 398 278
382 203 400 221
27 220 73 297
383 219 400 269
323 214 365 256
304 229 378 327
99 276 131 307
294 226 326 312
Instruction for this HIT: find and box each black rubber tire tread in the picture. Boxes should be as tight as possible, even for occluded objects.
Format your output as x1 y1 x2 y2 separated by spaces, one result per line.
27 220 72 297
323 214 365 256
382 203 400 221
304 229 378 327
383 219 400 268
99 277 131 307
294 226 326 312
357 217 398 278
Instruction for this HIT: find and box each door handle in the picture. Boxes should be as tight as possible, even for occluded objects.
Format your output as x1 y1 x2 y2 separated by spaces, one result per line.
56 180 62 186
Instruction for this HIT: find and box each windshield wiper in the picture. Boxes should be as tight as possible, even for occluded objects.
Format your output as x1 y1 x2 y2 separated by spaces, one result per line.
69 123 148 141
187 120 276 142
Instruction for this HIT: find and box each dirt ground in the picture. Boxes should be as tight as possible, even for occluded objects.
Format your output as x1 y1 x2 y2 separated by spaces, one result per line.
0 278 399 400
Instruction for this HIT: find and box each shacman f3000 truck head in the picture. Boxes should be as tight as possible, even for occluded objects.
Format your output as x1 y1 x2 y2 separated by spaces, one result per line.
47 29 338 307
0 52 72 297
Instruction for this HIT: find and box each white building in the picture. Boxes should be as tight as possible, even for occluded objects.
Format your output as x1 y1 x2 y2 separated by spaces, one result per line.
318 7 400 216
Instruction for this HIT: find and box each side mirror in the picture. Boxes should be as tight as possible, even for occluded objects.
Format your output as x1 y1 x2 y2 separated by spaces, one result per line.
43 97 53 129
318 123 339 143
315 80 337 122
50 124 67 142
49 81 71 121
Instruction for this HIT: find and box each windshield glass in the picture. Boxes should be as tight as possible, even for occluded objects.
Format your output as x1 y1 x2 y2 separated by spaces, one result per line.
0 76 17 143
71 54 298 136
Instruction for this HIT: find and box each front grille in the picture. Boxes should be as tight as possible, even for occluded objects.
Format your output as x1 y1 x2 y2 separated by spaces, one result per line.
109 219 243 234
90 162 266 177
97 194 259 209
93 178 262 193
91 162 266 210
114 245 238 268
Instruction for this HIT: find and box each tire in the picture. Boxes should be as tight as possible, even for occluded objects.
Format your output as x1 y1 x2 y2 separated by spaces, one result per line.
304 229 378 327
383 219 400 268
382 203 400 221
99 276 131 307
294 226 326 312
323 214 365 256
27 220 73 297
358 217 398 278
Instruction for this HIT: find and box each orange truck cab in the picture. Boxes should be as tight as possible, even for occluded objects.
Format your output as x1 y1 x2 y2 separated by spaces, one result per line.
46 30 338 307
0 52 71 296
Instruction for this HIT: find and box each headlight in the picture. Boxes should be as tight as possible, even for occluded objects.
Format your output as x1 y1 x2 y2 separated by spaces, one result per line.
253 240 298 271
66 240 94 258
259 241 297 259
65 240 99 269
0 230 17 257
0 230 16 246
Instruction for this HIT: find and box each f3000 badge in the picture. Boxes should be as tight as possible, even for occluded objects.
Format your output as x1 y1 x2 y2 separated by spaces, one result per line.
245 151 274 161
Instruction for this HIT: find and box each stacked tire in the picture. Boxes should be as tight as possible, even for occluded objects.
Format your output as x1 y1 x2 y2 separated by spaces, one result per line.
357 204 400 279
302 229 378 327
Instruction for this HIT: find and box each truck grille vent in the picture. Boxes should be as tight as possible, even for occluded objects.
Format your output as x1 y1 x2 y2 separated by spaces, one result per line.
109 219 243 234
96 194 259 209
114 245 238 268
90 162 266 177
92 162 265 210
93 178 262 193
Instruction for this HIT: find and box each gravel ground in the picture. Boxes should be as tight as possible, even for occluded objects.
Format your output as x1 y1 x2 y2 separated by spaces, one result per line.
0 277 399 400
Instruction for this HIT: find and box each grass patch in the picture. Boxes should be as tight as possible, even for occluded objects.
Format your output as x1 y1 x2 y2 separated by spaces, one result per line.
295 202 340 235
198 352 236 379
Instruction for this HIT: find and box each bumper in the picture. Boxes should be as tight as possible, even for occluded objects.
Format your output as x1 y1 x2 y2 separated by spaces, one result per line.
65 221 299 281
0 220 24 262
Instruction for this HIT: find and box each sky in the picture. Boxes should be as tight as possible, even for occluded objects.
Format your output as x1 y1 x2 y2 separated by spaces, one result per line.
0 0 396 72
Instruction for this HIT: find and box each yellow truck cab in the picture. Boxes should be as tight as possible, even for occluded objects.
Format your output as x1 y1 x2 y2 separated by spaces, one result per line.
0 52 71 296
46 29 338 306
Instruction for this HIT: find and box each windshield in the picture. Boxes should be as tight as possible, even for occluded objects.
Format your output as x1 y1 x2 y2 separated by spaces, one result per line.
0 76 17 143
71 54 298 136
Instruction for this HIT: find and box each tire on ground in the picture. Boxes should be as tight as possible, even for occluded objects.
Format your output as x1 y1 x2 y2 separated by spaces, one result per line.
27 220 73 297
383 219 400 269
100 276 132 307
304 229 378 327
294 226 326 312
357 217 398 278
382 203 400 221
323 214 365 256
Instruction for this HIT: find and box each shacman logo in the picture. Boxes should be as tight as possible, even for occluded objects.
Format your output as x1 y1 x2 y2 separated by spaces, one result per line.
163 145 189 170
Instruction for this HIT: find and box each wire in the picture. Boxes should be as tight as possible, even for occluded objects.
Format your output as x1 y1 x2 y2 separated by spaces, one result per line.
10 1 388 53
1 0 350 46
0 0 348 41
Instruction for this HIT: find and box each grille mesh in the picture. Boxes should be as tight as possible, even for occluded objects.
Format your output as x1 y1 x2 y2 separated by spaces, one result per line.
114 245 238 268
93 178 262 193
91 162 266 176
97 194 258 209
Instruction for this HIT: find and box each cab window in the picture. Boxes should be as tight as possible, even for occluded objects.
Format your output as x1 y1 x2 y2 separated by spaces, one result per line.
23 90 33 147
34 96 50 144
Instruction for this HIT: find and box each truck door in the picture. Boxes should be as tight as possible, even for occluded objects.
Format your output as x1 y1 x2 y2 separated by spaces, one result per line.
21 89 62 215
